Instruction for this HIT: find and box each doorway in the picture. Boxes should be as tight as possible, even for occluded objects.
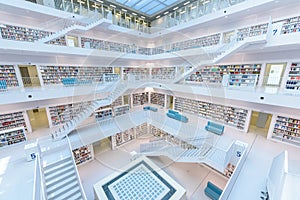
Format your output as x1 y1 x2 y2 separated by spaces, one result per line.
248 111 272 137
223 30 235 43
66 35 79 47
263 63 286 86
93 138 112 156
19 65 41 87
27 108 49 131
166 95 174 109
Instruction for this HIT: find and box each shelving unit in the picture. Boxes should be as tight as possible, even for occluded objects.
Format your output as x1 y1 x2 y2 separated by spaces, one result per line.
72 145 94 166
94 107 113 121
285 62 300 90
136 123 148 136
123 68 150 80
227 74 258 87
111 96 123 107
132 92 149 106
112 128 135 148
0 127 26 147
39 66 113 85
0 65 19 88
185 66 222 83
272 115 300 146
236 23 268 41
113 105 130 117
150 92 165 107
46 36 66 46
0 24 52 42
103 73 120 82
49 102 92 126
0 112 28 132
151 67 176 80
280 16 300 34
174 97 248 130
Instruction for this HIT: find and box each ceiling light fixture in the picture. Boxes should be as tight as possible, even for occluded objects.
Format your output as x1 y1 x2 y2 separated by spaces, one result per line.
110 4 116 8
191 6 197 9
203 0 210 5
96 0 103 3
184 1 190 5
173 7 179 10
132 12 137 15
156 15 160 18
164 11 169 14
180 10 186 14
141 16 145 19
122 8 127 12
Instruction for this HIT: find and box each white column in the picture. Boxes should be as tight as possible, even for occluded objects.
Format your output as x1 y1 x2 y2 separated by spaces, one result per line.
280 62 291 90
267 114 277 140
45 107 53 128
243 109 252 133
23 111 32 133
257 62 266 87
164 94 167 109
14 65 24 88
36 65 44 87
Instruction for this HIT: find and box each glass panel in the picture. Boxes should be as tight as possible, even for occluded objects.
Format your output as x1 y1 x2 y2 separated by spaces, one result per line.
55 0 64 10
80 0 89 16
63 0 73 12
73 0 80 14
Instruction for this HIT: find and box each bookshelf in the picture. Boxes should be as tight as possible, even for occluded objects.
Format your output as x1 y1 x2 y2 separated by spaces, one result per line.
113 105 130 117
49 102 92 126
112 128 135 148
123 68 150 80
111 96 123 107
272 115 300 146
0 24 52 42
94 107 113 121
0 65 19 88
132 92 149 106
226 74 258 87
150 92 165 107
136 123 148 137
285 62 300 90
46 36 66 46
237 23 268 41
151 67 176 80
72 145 94 166
0 127 26 147
174 96 248 130
39 66 113 85
280 16 300 34
103 73 120 82
0 111 28 132
185 66 222 83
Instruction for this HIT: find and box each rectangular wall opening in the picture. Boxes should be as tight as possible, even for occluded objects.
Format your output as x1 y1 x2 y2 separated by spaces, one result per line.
27 108 49 131
19 65 41 87
249 111 272 137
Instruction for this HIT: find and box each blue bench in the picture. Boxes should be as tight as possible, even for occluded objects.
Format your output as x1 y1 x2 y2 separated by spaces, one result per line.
0 80 7 91
204 181 223 200
166 110 188 123
205 121 224 135
143 106 158 112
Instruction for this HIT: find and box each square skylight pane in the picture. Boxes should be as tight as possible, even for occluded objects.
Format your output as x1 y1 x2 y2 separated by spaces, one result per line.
122 0 140 7
140 1 161 13
133 0 153 10
146 4 166 15
116 0 128 3
164 0 178 6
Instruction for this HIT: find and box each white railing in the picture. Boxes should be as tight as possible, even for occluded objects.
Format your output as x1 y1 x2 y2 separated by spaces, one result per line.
33 143 47 200
66 136 87 200
22 77 41 87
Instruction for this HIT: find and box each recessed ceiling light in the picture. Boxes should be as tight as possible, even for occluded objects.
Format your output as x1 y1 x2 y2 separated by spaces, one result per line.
96 0 103 3
164 11 169 15
180 10 186 14
156 15 160 18
132 12 137 15
173 7 179 10
122 8 127 12
203 0 210 5
110 4 116 8
184 1 190 5
141 16 145 19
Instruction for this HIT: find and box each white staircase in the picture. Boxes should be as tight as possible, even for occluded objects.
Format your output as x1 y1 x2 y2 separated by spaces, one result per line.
52 80 128 140
38 137 86 200
173 34 267 83
36 15 106 44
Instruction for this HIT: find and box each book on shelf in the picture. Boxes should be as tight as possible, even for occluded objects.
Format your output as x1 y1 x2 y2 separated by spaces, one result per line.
0 126 26 147
72 145 94 165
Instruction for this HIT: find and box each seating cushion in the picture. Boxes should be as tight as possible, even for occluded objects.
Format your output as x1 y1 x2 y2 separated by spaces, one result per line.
204 181 222 200
168 110 178 115
205 121 224 135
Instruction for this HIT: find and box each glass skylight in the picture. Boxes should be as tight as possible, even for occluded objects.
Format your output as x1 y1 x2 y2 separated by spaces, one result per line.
115 0 182 16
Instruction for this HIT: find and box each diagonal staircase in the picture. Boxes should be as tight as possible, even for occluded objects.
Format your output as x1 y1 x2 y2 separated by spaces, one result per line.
172 34 268 84
37 137 86 200
36 15 108 44
52 80 128 140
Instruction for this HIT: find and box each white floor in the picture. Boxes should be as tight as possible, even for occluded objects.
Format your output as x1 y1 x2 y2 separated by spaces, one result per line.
1 108 300 200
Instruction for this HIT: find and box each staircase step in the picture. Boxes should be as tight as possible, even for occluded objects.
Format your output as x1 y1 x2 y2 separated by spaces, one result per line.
46 172 77 194
44 157 73 175
47 181 80 200
46 168 76 188
45 164 74 182
61 192 83 200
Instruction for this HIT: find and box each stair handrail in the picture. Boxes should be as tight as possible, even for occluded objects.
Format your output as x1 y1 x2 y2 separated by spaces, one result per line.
66 136 87 200
34 141 47 200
